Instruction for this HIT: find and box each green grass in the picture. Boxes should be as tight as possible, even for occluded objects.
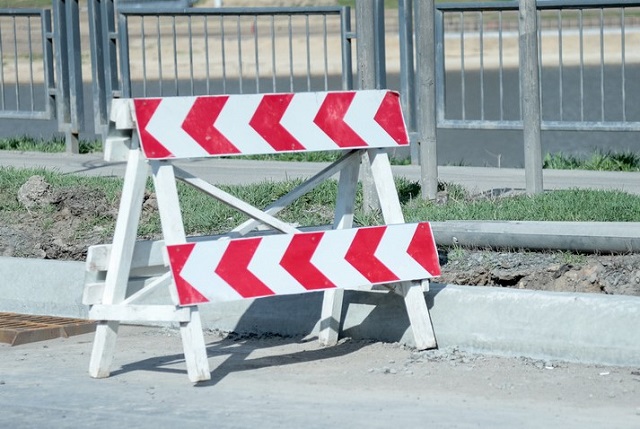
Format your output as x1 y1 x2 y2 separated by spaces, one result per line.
0 0 50 7
543 150 640 172
3 166 640 242
0 136 102 154
404 188 640 223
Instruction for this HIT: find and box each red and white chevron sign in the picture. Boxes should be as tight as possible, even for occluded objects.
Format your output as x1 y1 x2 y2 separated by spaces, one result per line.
167 222 440 305
133 90 409 160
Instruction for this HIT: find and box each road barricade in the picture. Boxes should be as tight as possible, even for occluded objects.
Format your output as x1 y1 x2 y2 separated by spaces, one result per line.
84 90 441 382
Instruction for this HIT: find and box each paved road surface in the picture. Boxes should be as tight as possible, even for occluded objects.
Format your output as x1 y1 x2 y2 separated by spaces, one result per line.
1 326 638 429
3 150 640 195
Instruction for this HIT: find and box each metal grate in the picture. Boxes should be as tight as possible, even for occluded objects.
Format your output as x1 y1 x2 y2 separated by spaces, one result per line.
0 312 96 346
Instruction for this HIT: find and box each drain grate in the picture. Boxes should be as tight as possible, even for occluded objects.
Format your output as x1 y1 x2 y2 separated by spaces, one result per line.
0 312 96 346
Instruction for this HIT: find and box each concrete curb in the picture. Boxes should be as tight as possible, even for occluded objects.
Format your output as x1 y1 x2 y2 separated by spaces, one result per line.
2 256 639 366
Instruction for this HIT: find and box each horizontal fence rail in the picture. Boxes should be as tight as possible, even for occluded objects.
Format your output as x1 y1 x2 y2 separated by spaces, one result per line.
115 6 354 99
435 0 640 132
0 8 55 120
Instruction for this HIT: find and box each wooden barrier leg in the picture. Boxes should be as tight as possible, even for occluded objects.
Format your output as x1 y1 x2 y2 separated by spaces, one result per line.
367 149 437 350
401 281 437 350
90 149 148 378
318 155 360 346
152 162 211 382
180 307 211 382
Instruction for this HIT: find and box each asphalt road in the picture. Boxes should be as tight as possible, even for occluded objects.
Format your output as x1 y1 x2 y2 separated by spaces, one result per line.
1 325 638 429
3 150 640 195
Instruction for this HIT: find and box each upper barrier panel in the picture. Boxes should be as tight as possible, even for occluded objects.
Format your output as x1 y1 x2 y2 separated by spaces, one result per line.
132 90 409 160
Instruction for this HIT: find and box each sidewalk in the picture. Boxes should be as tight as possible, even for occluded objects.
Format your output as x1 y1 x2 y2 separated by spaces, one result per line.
3 150 640 195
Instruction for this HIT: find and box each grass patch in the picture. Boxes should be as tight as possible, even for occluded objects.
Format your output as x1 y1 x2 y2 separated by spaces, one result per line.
0 0 50 7
3 167 640 242
404 188 640 223
0 135 102 154
233 151 412 165
543 150 640 172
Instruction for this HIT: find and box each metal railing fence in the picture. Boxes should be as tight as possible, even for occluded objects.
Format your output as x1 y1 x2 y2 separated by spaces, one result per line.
432 0 640 132
88 2 354 136
0 1 83 152
0 8 54 120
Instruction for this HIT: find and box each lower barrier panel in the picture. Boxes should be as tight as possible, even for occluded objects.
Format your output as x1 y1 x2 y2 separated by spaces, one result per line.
167 222 441 305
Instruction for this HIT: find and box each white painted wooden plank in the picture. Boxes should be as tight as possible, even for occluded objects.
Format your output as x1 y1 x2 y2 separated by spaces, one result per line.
89 305 192 322
85 245 110 272
318 289 344 347
367 149 405 224
83 275 170 306
180 307 212 382
151 162 187 244
110 98 136 129
319 155 360 347
89 149 149 379
151 161 211 382
333 154 360 230
173 166 298 234
366 150 437 350
82 282 106 305
101 150 149 304
90 322 119 378
103 135 132 163
86 240 166 272
402 281 437 350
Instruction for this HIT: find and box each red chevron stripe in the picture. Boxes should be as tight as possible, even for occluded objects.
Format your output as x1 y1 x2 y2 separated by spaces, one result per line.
313 92 368 148
280 232 336 290
249 93 306 152
344 226 400 283
134 98 174 159
167 243 210 305
214 237 275 298
182 96 241 155
374 91 410 145
406 223 441 276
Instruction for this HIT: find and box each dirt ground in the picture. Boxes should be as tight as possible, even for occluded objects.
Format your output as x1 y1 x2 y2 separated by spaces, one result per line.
3 173 640 298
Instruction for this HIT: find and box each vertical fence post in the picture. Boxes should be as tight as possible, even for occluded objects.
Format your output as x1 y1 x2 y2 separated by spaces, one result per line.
52 0 83 153
356 0 379 213
88 0 107 136
42 10 56 120
373 0 386 89
340 6 354 91
398 0 417 164
519 0 543 194
88 0 119 138
415 0 438 200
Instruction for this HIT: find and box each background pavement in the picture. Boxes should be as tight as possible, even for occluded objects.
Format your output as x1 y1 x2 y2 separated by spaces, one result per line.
3 150 640 195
